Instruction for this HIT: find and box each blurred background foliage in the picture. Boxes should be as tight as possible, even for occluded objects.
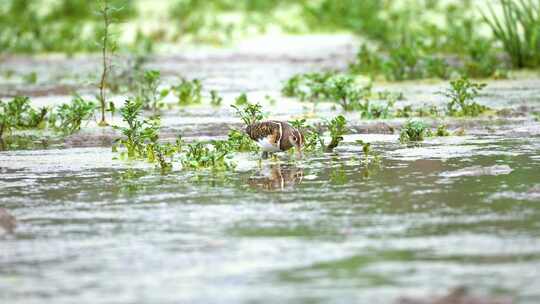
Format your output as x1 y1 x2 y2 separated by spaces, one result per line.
0 0 539 74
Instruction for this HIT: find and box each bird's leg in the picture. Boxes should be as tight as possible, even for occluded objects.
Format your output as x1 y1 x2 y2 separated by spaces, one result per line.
261 151 269 159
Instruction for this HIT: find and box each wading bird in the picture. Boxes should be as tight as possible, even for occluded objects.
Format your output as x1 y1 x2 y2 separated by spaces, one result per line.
246 121 304 159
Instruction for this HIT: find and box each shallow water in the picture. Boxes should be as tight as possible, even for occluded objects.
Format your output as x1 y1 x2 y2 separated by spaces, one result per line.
1 133 539 303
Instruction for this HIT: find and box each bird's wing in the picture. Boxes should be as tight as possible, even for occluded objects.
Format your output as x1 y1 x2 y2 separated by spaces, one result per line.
247 121 281 144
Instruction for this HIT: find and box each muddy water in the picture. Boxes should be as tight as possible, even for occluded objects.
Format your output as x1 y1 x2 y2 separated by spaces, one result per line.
2 35 540 303
1 132 539 303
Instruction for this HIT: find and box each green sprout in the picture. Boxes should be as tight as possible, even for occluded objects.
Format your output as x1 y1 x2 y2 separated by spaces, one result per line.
0 96 47 138
113 99 160 159
226 129 258 152
180 141 235 171
399 119 432 143
231 101 264 126
439 76 488 117
137 70 168 112
210 90 223 106
234 93 248 105
173 78 202 105
324 115 348 152
435 124 450 137
49 95 96 135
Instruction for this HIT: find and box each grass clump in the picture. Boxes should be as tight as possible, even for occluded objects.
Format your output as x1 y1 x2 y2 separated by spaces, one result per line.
483 0 540 68
439 76 488 117
49 95 96 135
399 119 432 143
173 78 202 105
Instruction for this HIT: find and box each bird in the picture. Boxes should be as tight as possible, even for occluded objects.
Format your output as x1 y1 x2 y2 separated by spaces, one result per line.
245 121 304 159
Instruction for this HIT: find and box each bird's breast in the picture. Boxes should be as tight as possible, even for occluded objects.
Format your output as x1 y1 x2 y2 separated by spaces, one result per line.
257 137 281 152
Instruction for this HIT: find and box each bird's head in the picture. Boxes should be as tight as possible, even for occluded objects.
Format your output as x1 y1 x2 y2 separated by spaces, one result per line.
288 128 304 158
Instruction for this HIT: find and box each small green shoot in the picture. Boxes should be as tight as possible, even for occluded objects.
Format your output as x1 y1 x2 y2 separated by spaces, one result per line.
231 101 264 126
49 95 96 135
137 70 167 112
180 141 235 171
439 76 488 117
210 90 223 106
173 78 202 105
113 99 160 159
399 119 432 143
324 115 348 152
234 93 248 106
435 124 450 137
0 96 47 138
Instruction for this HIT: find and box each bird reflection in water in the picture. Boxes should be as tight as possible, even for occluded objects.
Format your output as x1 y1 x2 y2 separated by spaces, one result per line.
248 163 303 191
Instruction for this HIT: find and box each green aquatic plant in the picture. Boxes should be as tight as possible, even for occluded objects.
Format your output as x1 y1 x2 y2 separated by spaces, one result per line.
439 76 488 117
136 70 168 112
399 119 431 143
0 96 47 138
231 102 264 126
395 105 440 118
355 139 381 167
97 0 118 126
226 129 258 152
180 141 235 171
435 124 450 137
49 95 96 135
324 115 348 152
113 99 160 159
358 99 394 119
281 72 334 102
210 90 223 106
290 116 348 153
173 78 202 105
482 0 540 68
146 137 184 172
23 72 38 84
289 118 324 153
324 74 370 111
234 93 249 106
282 72 372 111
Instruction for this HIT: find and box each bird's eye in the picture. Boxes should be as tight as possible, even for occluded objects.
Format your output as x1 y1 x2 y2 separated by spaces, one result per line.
292 136 297 142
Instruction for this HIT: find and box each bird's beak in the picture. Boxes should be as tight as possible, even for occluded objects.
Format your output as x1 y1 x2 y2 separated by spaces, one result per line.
296 145 303 159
